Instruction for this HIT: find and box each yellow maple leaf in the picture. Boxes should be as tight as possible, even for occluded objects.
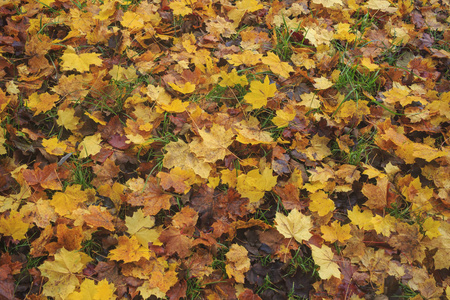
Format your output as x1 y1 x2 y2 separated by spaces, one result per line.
42 137 67 156
121 11 144 30
189 123 235 163
158 98 189 113
78 133 102 158
108 235 151 263
321 220 352 243
168 82 196 94
365 0 397 13
360 57 380 71
57 108 81 131
163 140 212 179
109 65 138 81
226 244 250 283
275 209 312 243
347 206 374 230
67 278 116 300
312 0 343 8
219 69 249 87
261 52 294 78
224 50 263 66
39 248 92 299
334 23 356 41
311 244 341 280
313 76 334 90
272 105 296 128
422 218 441 239
237 168 277 203
220 169 238 188
169 0 193 16
371 214 396 236
244 76 277 109
27 92 60 115
94 0 116 20
126 209 155 235
234 117 274 145
298 92 322 109
0 129 6 155
305 134 332 161
60 46 103 73
50 185 88 217
309 190 335 216
0 211 29 240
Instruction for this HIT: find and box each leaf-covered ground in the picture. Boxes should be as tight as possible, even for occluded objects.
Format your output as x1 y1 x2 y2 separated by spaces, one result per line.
1 0 450 299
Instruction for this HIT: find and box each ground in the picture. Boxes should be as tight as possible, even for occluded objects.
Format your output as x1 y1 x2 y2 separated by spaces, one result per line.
0 0 450 299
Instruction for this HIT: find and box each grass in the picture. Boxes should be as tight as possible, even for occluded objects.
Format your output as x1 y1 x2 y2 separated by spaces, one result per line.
397 282 420 298
332 59 381 116
331 130 378 165
284 248 319 278
211 244 228 274
185 277 203 299
256 274 279 295
272 17 310 61
63 156 94 189
81 237 103 260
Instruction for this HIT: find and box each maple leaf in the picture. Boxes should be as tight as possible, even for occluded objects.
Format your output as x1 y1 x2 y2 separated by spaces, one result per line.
310 245 341 280
158 227 193 258
272 105 296 128
219 69 248 87
0 129 6 155
225 244 250 283
60 46 103 73
57 107 81 132
126 209 162 247
189 123 235 163
67 278 116 300
275 209 312 243
234 117 275 145
39 248 92 299
157 167 195 194
50 185 88 217
83 205 115 231
126 177 173 216
22 163 63 191
225 50 263 66
20 198 58 228
44 224 83 254
108 235 151 263
320 220 352 244
121 11 144 30
309 190 335 216
347 206 375 231
168 82 196 94
0 211 29 240
169 0 193 16
42 137 67 156
163 140 212 179
78 133 102 158
261 52 294 78
237 168 277 203
27 92 60 115
313 76 334 90
305 134 332 161
244 76 277 109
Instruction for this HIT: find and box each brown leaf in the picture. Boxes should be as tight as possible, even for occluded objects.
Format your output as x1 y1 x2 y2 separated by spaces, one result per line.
158 227 193 258
126 177 173 216
83 205 116 231
273 183 306 211
22 163 62 191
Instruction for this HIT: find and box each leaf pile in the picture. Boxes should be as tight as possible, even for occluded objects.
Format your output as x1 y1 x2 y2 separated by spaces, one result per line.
1 0 450 299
